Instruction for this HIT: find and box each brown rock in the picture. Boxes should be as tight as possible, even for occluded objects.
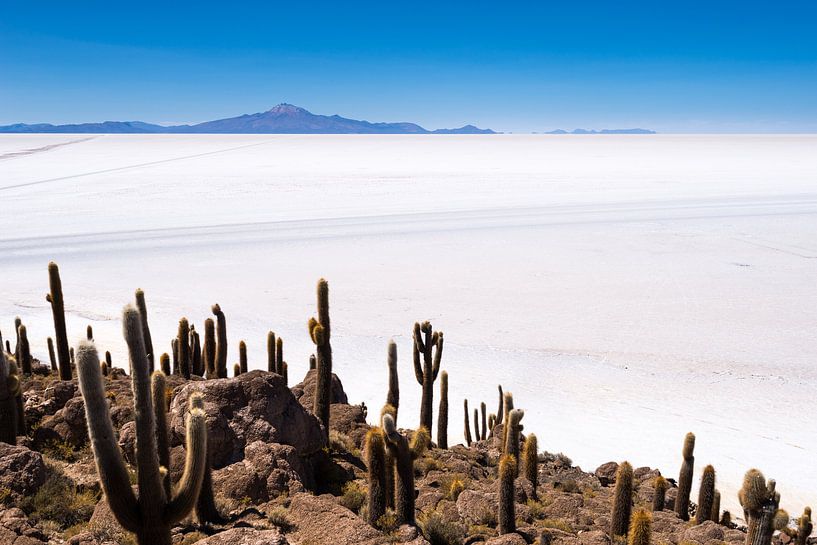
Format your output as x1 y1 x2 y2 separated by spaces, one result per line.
32 397 88 449
594 462 618 486
486 534 528 545
288 492 384 545
682 521 725 544
292 369 349 412
578 530 610 545
190 527 288 544
456 489 498 525
0 444 48 503
212 441 312 502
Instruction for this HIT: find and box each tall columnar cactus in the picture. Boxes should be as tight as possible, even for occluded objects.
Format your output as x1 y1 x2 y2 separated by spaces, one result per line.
193 395 228 525
675 432 695 521
267 331 276 372
46 262 71 380
412 321 443 433
105 351 112 369
203 318 215 379
160 353 171 376
134 289 154 370
696 465 716 524
522 433 538 500
47 337 57 371
739 469 788 545
504 409 524 470
211 304 227 378
364 427 387 527
178 318 191 379
171 339 179 375
87 324 94 340
281 361 288 385
76 307 208 545
382 414 429 526
151 370 172 497
473 408 480 443
190 328 202 377
437 371 448 449
14 317 21 361
610 461 634 538
380 404 397 510
796 507 812 545
275 338 283 375
488 414 496 437
498 454 517 535
17 324 32 375
308 279 332 441
0 343 20 444
480 402 487 441
628 509 652 545
711 491 721 522
238 340 247 374
496 385 504 426
463 399 472 446
386 340 399 422
502 391 514 433
653 476 668 511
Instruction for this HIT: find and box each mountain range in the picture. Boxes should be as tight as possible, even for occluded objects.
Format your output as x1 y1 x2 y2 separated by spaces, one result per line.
544 128 656 134
0 104 497 134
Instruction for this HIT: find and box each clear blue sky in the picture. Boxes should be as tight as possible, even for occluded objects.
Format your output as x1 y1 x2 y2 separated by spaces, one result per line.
1 1 815 132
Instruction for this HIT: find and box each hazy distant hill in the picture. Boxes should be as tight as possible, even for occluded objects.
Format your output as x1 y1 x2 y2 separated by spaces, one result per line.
0 104 496 134
545 128 656 134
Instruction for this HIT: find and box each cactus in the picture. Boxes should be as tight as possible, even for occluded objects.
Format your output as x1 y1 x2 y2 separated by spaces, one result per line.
267 331 276 372
192 395 228 525
308 279 332 441
76 307 208 545
134 288 155 370
281 361 288 385
463 399 472 446
473 408 479 443
721 511 732 526
190 328 202 377
488 413 496 437
46 262 71 380
502 391 514 432
160 352 171 376
504 409 524 469
795 507 812 545
309 354 316 370
386 340 399 422
203 318 215 379
628 509 652 545
498 454 517 534
70 347 75 366
105 351 112 369
233 363 241 376
437 371 448 449
364 427 387 527
412 321 443 434
211 304 227 378
610 461 634 538
171 339 179 375
675 432 695 520
496 385 504 426
239 340 247 374
653 476 668 511
380 404 397 510
178 318 191 379
696 465 716 524
275 337 283 375
151 371 171 497
14 317 21 362
522 433 538 500
382 413 429 526
0 342 20 444
87 324 93 340
100 360 109 376
17 324 32 375
47 337 57 371
480 402 487 441
739 469 788 545
711 490 721 522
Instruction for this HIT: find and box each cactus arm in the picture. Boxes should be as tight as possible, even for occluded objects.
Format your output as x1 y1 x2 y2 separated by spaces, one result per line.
496 385 504 425
412 327 424 385
431 332 443 380
76 341 140 533
135 288 155 370
386 340 399 418
164 399 208 524
152 371 172 499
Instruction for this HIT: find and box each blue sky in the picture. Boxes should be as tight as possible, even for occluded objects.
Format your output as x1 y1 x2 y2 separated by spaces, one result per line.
1 1 815 132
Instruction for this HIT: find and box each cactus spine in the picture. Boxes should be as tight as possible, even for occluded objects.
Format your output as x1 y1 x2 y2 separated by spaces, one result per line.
437 371 448 449
76 306 208 545
178 318 191 379
498 454 517 534
463 399 472 446
47 337 57 371
211 304 228 378
382 413 429 526
739 469 787 545
653 476 668 511
203 318 215 379
386 340 399 422
696 465 716 524
628 509 652 545
610 461 634 538
796 507 812 545
0 343 19 444
17 324 31 375
134 288 154 370
239 340 247 374
522 433 538 500
675 432 695 521
46 262 71 380
308 279 332 441
412 321 443 433
364 427 387 527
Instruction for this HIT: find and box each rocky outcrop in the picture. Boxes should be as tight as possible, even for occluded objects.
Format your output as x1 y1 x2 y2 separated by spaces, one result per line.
169 370 325 468
192 527 289 544
681 520 725 545
32 397 88 449
594 462 618 486
0 508 48 545
0 444 48 504
287 493 387 545
292 369 349 411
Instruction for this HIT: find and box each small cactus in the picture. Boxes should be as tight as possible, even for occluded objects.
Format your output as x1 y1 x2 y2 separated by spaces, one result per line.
628 509 652 545
498 454 517 534
87 324 93 340
211 304 227 378
721 511 732 526
178 318 191 379
653 476 668 511
134 288 154 370
412 321 443 434
473 408 480 443
46 262 71 380
480 402 487 441
203 318 215 379
239 340 247 374
308 279 332 441
463 399 472 446
496 385 504 426
386 340 399 422
696 465 716 524
796 507 812 545
382 413 429 526
160 352 171 376
364 427 387 527
711 490 721 522
522 433 538 500
233 363 241 377
275 337 283 375
0 342 20 444
437 371 448 449
675 432 695 520
171 339 179 375
17 324 31 375
610 461 634 538
47 337 57 371
266 331 276 372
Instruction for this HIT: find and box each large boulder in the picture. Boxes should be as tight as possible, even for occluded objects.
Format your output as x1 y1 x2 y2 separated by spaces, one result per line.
292 369 348 412
681 520 725 545
169 371 325 468
32 397 88 449
191 528 289 544
0 508 48 545
0 444 48 503
287 493 385 545
594 462 618 486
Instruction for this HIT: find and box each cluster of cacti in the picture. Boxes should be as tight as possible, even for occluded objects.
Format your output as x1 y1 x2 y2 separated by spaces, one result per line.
696 464 717 524
796 507 812 545
739 469 789 545
46 262 72 380
412 320 443 433
381 413 429 525
437 371 448 449
308 279 332 441
77 306 208 545
610 461 634 538
675 432 695 520
0 339 20 444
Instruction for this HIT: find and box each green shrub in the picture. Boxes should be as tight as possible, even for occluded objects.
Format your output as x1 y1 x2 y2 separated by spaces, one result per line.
329 430 360 457
376 509 400 533
268 507 295 532
22 471 98 529
418 511 465 545
339 481 366 513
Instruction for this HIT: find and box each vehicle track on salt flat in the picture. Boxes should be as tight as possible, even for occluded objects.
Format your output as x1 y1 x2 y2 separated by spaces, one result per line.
0 136 99 161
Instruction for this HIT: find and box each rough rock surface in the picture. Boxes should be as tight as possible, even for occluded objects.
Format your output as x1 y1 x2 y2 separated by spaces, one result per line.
0 444 48 503
0 508 48 545
594 462 618 486
292 369 349 411
32 397 88 449
191 527 289 544
287 492 386 545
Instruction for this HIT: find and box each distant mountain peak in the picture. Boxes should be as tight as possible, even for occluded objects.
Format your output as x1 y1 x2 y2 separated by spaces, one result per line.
266 103 309 115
